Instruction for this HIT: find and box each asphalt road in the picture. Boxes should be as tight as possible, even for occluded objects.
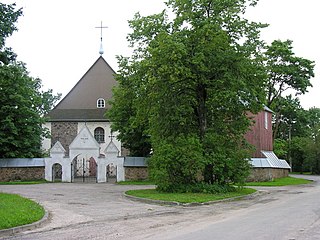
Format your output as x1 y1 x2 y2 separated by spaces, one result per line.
0 175 319 240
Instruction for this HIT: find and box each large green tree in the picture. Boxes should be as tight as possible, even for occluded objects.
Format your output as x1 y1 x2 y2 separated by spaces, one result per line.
0 3 60 158
265 40 315 108
109 0 268 191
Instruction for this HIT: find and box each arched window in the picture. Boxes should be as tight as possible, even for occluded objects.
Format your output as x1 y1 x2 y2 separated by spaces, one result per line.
97 98 105 108
94 127 105 143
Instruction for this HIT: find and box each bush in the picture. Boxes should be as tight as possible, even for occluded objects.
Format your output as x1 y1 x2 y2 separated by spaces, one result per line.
156 182 236 194
149 135 205 192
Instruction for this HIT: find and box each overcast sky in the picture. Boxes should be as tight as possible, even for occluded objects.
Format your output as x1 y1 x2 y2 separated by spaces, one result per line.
4 0 320 109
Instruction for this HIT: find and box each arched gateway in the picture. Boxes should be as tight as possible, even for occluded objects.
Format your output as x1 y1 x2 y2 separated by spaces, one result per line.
44 126 124 183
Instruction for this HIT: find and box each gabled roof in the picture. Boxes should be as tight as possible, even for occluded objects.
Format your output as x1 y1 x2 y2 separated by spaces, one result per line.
47 56 117 122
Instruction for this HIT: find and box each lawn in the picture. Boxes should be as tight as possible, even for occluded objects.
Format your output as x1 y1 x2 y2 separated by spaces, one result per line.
0 193 45 230
125 188 256 204
117 180 155 185
245 176 312 187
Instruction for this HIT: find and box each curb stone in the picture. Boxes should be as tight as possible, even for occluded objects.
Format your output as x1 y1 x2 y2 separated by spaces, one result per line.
0 208 50 238
124 190 266 207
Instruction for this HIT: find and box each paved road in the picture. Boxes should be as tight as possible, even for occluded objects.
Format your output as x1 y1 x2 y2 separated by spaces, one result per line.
0 175 319 240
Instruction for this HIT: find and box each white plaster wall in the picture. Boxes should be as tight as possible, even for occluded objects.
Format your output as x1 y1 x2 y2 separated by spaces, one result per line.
41 122 51 152
78 122 121 156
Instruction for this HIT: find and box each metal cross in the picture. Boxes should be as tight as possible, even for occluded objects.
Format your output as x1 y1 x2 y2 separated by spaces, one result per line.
95 21 108 42
108 131 115 142
95 21 108 55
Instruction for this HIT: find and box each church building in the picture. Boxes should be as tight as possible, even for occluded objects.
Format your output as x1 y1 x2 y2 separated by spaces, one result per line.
42 56 122 157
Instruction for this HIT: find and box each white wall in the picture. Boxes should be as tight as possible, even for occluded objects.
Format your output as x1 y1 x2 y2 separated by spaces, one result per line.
78 122 122 156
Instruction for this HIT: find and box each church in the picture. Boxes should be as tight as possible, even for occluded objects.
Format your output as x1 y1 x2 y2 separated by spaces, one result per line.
42 56 121 157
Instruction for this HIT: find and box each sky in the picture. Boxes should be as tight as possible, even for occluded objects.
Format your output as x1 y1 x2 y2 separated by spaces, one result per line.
3 0 320 109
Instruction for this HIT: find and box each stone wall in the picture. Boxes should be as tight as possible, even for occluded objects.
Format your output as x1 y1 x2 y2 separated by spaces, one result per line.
51 122 78 155
0 167 45 182
124 167 148 180
247 168 289 182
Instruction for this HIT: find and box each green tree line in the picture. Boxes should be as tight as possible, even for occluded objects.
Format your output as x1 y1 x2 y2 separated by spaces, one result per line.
0 3 60 158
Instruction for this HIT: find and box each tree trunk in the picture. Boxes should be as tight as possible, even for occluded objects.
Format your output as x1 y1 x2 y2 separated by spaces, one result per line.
196 83 207 142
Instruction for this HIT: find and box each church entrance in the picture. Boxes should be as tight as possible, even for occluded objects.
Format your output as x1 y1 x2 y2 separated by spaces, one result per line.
71 156 97 183
52 163 62 182
106 163 117 183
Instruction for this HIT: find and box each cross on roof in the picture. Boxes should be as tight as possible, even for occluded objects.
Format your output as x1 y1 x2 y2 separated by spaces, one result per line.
108 131 115 142
95 21 108 55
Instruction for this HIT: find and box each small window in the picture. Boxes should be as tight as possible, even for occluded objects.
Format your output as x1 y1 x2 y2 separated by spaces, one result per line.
264 111 268 129
97 98 105 108
94 127 105 143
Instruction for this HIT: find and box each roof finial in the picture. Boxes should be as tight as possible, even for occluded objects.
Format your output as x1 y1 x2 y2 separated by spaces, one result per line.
95 21 108 56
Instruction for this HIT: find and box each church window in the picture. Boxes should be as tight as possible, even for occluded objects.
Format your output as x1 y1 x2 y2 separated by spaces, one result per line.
97 98 105 108
94 127 105 143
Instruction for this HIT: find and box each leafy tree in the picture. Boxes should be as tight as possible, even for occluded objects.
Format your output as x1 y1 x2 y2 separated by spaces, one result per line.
289 137 312 173
303 108 320 174
265 40 315 108
0 3 22 65
0 3 60 158
108 57 151 156
273 138 287 159
110 0 268 190
274 106 320 173
272 95 309 140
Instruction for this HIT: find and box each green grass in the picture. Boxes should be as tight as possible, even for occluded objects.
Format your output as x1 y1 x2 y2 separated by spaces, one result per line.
0 180 48 185
291 172 312 175
126 188 256 204
0 193 45 230
245 176 312 186
117 180 155 185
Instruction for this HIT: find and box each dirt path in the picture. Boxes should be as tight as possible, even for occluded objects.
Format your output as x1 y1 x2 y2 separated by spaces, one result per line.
0 175 318 240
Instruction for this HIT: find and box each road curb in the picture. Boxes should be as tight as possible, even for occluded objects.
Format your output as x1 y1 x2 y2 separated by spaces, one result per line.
0 207 50 238
124 190 264 207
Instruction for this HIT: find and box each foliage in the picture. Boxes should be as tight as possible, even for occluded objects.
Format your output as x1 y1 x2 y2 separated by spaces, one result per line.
273 138 287 159
110 0 268 190
0 3 22 65
149 135 205 191
117 180 154 185
107 57 151 157
272 95 309 140
265 40 315 108
0 193 45 230
273 106 320 174
125 188 256 204
245 176 312 186
0 3 60 158
289 137 312 173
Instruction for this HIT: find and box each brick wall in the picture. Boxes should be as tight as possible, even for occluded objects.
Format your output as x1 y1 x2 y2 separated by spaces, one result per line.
247 168 289 182
0 167 45 182
51 122 78 155
124 167 148 180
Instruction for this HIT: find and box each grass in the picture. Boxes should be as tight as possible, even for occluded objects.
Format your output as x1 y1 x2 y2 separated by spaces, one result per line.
0 193 45 230
117 180 155 185
0 180 48 185
245 176 312 186
291 172 313 175
125 187 256 204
